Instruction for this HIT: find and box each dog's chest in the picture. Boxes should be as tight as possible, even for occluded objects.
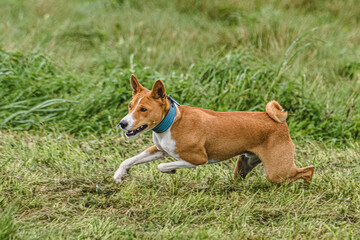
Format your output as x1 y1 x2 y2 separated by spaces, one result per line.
152 130 180 160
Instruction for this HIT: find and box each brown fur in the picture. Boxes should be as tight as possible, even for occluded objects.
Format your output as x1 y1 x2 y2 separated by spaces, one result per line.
125 75 315 184
127 76 171 132
145 145 160 153
266 100 288 123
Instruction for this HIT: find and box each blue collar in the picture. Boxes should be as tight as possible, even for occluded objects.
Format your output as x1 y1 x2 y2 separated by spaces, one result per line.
152 95 179 133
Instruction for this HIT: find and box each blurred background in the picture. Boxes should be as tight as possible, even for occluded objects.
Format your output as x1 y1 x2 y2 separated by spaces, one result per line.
0 0 359 141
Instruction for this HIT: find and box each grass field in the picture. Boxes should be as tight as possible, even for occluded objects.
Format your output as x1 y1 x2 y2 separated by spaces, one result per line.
0 0 359 239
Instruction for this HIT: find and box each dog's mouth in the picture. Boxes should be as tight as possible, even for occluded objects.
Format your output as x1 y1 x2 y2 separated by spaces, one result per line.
125 124 148 137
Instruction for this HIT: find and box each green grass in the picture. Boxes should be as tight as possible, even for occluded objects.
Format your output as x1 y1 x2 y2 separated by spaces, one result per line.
1 131 359 239
0 0 360 239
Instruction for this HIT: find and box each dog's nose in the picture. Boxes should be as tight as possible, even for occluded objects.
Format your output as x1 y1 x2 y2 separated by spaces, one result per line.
119 120 128 129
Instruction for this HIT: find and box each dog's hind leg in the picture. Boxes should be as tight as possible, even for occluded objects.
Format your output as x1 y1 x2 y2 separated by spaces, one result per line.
233 153 261 180
253 139 314 184
287 166 315 183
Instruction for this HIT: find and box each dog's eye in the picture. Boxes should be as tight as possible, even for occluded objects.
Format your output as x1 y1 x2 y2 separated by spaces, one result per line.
128 103 131 108
140 108 147 112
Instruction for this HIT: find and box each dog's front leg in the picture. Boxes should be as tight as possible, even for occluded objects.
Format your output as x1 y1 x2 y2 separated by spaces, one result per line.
157 159 221 174
114 146 166 183
157 160 195 173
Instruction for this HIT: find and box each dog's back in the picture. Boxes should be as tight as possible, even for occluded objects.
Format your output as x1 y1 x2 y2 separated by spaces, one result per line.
170 104 290 161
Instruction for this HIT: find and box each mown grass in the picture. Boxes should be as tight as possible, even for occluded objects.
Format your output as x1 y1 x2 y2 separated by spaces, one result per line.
0 0 360 239
0 131 359 239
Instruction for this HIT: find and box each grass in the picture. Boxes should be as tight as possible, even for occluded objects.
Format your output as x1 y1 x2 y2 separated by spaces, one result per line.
0 0 360 239
0 131 359 239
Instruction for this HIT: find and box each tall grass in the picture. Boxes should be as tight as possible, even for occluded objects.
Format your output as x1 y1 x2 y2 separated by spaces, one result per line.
0 0 359 142
0 42 358 141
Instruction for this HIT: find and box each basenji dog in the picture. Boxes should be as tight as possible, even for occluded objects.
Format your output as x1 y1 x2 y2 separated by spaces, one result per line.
113 75 315 184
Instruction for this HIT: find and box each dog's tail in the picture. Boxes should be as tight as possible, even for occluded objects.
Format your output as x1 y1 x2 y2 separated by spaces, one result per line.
266 100 287 123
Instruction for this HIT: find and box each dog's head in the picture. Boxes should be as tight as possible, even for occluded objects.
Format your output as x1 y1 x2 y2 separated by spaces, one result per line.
119 75 169 137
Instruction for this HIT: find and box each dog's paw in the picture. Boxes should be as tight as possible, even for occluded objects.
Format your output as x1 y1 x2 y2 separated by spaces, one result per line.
113 168 127 183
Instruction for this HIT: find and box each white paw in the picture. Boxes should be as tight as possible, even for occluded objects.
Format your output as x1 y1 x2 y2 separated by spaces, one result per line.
113 168 127 183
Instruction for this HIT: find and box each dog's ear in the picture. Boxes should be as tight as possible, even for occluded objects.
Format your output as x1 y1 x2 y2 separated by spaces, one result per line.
130 75 144 95
151 80 166 102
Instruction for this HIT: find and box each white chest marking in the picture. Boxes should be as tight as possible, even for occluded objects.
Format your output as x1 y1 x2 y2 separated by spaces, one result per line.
153 129 181 160
152 104 182 160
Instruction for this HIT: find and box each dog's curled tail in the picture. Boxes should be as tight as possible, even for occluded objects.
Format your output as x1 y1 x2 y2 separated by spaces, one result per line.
266 100 287 123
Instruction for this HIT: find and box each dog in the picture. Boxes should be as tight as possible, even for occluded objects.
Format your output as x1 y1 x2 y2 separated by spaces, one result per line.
113 75 315 184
